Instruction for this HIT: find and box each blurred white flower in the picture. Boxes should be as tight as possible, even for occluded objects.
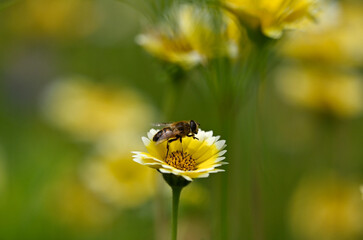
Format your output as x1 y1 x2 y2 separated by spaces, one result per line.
6 0 100 39
289 174 363 240
275 65 363 118
47 170 115 231
137 3 243 68
282 1 363 67
81 133 156 208
42 76 154 142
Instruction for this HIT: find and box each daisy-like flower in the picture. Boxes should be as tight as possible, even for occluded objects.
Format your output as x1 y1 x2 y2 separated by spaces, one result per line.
42 76 154 142
289 174 363 240
223 0 319 39
132 127 227 240
281 1 363 67
136 3 242 69
7 0 99 39
275 65 363 118
132 128 227 182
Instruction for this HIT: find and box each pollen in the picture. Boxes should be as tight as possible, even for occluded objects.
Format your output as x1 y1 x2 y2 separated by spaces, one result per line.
165 150 197 171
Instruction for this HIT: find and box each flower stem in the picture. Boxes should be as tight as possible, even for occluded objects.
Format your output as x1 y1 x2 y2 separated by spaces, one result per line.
171 186 182 240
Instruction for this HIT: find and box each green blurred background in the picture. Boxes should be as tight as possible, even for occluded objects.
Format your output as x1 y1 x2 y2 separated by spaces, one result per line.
0 0 362 240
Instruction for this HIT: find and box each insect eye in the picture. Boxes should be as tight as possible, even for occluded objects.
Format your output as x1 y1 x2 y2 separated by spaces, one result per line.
190 120 197 133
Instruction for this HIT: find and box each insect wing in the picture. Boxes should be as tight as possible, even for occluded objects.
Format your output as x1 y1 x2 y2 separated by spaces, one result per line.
152 122 173 128
155 129 174 144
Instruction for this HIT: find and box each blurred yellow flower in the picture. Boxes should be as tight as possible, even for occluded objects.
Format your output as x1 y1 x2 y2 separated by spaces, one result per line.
42 77 154 142
82 136 156 208
289 174 363 240
6 0 99 39
223 0 318 39
48 173 115 231
132 129 227 181
136 4 242 69
275 65 363 118
282 1 363 67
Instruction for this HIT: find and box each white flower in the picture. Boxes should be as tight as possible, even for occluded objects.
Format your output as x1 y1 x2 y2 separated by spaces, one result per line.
132 129 227 181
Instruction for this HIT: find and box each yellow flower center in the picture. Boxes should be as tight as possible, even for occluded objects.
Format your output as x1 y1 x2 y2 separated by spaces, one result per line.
165 150 197 171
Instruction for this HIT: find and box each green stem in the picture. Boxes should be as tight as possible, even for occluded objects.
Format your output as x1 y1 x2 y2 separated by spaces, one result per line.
215 92 239 240
162 173 189 240
171 186 182 240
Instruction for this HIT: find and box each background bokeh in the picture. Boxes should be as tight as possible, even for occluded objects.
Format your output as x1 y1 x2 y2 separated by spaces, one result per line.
0 0 362 240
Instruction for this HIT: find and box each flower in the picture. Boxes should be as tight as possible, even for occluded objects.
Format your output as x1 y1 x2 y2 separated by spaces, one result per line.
42 76 154 142
132 129 227 181
6 0 99 39
81 133 156 208
136 4 242 69
289 174 363 240
47 170 115 231
275 1 363 119
275 65 363 118
223 0 319 39
281 1 363 67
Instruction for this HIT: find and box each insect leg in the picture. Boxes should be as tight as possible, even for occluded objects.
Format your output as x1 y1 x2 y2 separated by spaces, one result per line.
165 142 169 160
178 136 184 153
166 137 178 159
187 133 199 140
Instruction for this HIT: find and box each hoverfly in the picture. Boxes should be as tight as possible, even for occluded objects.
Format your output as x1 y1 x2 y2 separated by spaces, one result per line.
153 120 200 156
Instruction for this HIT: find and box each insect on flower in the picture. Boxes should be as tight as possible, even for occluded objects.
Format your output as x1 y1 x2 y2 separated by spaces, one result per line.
152 120 200 157
132 127 227 181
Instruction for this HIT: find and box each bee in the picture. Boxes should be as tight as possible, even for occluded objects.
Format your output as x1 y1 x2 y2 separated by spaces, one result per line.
153 120 200 156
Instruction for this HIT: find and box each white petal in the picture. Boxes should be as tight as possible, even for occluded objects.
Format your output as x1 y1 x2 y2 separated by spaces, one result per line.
181 175 193 181
132 158 144 164
145 157 164 164
194 167 215 173
218 150 227 156
215 140 226 150
136 153 165 164
161 164 174 170
170 168 186 174
215 157 226 163
196 173 210 178
206 131 213 138
131 151 142 157
147 129 158 140
159 168 172 174
210 162 228 168
205 136 217 146
211 163 223 168
209 169 225 173
142 137 150 146
144 162 163 166
195 129 207 141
